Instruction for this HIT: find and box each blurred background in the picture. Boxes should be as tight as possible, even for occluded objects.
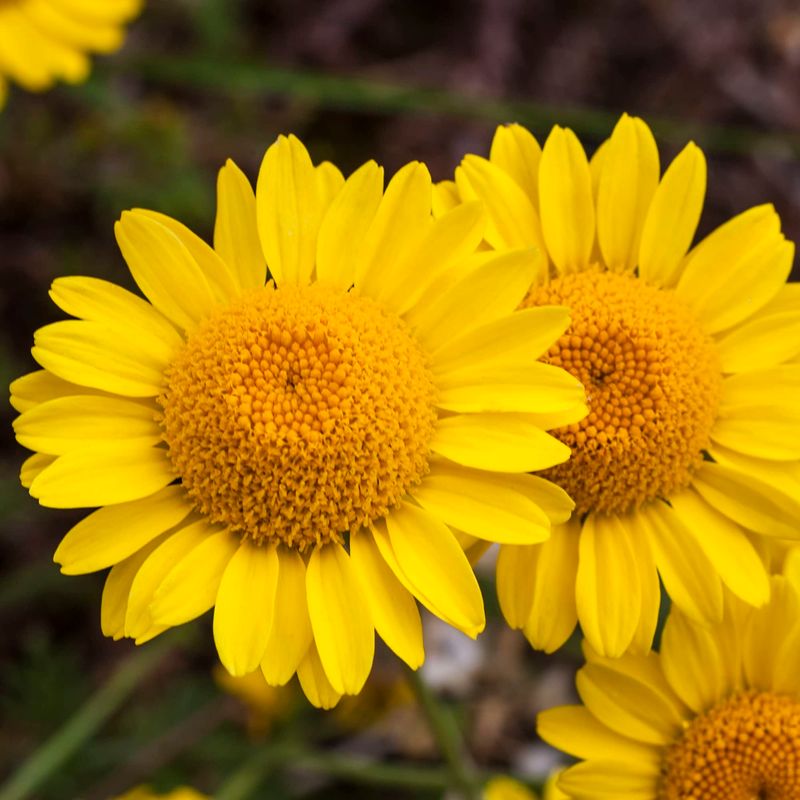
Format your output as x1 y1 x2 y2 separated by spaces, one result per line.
1 0 799 797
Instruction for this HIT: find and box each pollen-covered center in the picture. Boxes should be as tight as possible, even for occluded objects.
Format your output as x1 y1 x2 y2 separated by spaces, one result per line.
523 269 721 515
659 691 800 800
159 284 438 551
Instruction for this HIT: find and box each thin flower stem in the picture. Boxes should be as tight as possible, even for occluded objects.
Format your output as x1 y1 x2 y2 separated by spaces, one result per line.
406 668 482 800
0 635 179 800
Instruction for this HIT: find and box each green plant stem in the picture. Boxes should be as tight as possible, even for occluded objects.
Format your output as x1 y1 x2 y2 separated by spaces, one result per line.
406 668 481 800
0 637 178 800
215 743 296 800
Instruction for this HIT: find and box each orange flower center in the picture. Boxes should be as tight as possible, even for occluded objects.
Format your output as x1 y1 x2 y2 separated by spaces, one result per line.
660 690 800 800
523 269 721 515
159 283 437 551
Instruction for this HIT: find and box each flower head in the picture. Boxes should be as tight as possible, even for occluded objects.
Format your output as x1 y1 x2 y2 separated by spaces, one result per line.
538 576 800 799
11 135 584 707
445 114 800 657
0 0 142 108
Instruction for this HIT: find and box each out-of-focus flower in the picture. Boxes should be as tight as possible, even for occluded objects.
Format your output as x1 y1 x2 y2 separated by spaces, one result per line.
111 787 207 800
445 113 800 658
0 0 143 108
538 576 800 798
483 775 537 800
12 135 582 707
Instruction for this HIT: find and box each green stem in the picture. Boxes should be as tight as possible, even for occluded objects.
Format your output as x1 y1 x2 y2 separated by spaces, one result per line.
406 668 481 800
0 636 178 800
215 743 296 800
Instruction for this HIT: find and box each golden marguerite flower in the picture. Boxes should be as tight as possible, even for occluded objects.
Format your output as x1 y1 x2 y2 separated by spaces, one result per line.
441 113 800 658
0 0 142 108
538 575 800 799
11 135 585 708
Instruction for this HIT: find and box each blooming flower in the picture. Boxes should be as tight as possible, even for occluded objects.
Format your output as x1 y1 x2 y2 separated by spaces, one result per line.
538 575 800 799
0 0 142 108
443 114 800 657
11 135 584 707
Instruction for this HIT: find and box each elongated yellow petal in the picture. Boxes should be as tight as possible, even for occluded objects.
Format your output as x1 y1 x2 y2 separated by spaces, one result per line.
538 704 660 763
32 320 167 397
638 142 706 288
261 548 313 686
384 502 485 637
55 485 192 575
716 310 800 372
257 135 323 287
432 180 459 217
538 126 594 275
457 155 544 252
10 370 111 413
214 159 266 290
522 519 581 653
712 404 800 460
411 460 551 544
641 501 723 624
596 114 659 273
316 161 383 292
124 521 211 641
297 641 342 710
306 543 374 695
431 413 570 473
14 395 160 455
214 542 279 676
21 0 124 51
49 276 183 354
676 204 786 325
29 445 174 508
150 527 238 626
350 528 423 669
557 760 659 799
576 513 641 657
20 453 56 489
489 123 542 211
627 524 660 656
115 210 218 330
315 161 344 207
496 543 538 629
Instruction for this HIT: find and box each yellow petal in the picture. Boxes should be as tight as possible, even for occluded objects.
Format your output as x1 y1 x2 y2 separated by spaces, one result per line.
638 142 706 288
676 205 789 333
353 161 431 300
641 500 723 624
124 520 211 641
115 211 218 330
712 402 800 461
54 485 192 575
670 489 769 606
411 460 551 544
456 155 545 253
29 445 174 508
296 641 342 709
522 519 581 653
32 320 167 397
489 123 542 212
14 395 160 455
716 310 800 372
256 134 322 287
627 523 661 655
496 544 538 629
49 276 183 354
306 543 374 695
214 542 279 676
538 126 594 275
383 502 485 637
214 159 266 290
20 453 56 488
10 369 112 414
261 547 313 686
316 161 383 292
432 306 570 383
150 527 238 626
134 208 240 302
316 161 345 207
557 760 658 799
432 179 460 217
350 528 423 669
21 0 125 51
576 513 641 657
430 413 570 473
596 114 659 273
537 704 660 763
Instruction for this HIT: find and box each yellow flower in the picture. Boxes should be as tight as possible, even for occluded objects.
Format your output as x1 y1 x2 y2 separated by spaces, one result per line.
538 576 800 799
484 776 538 800
11 135 584 708
0 0 142 108
444 114 800 657
111 788 207 800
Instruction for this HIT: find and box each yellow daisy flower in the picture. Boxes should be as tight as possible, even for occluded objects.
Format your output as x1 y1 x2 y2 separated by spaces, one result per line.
484 776 538 800
11 135 584 708
443 114 800 658
0 0 142 108
537 575 800 799
111 788 207 800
